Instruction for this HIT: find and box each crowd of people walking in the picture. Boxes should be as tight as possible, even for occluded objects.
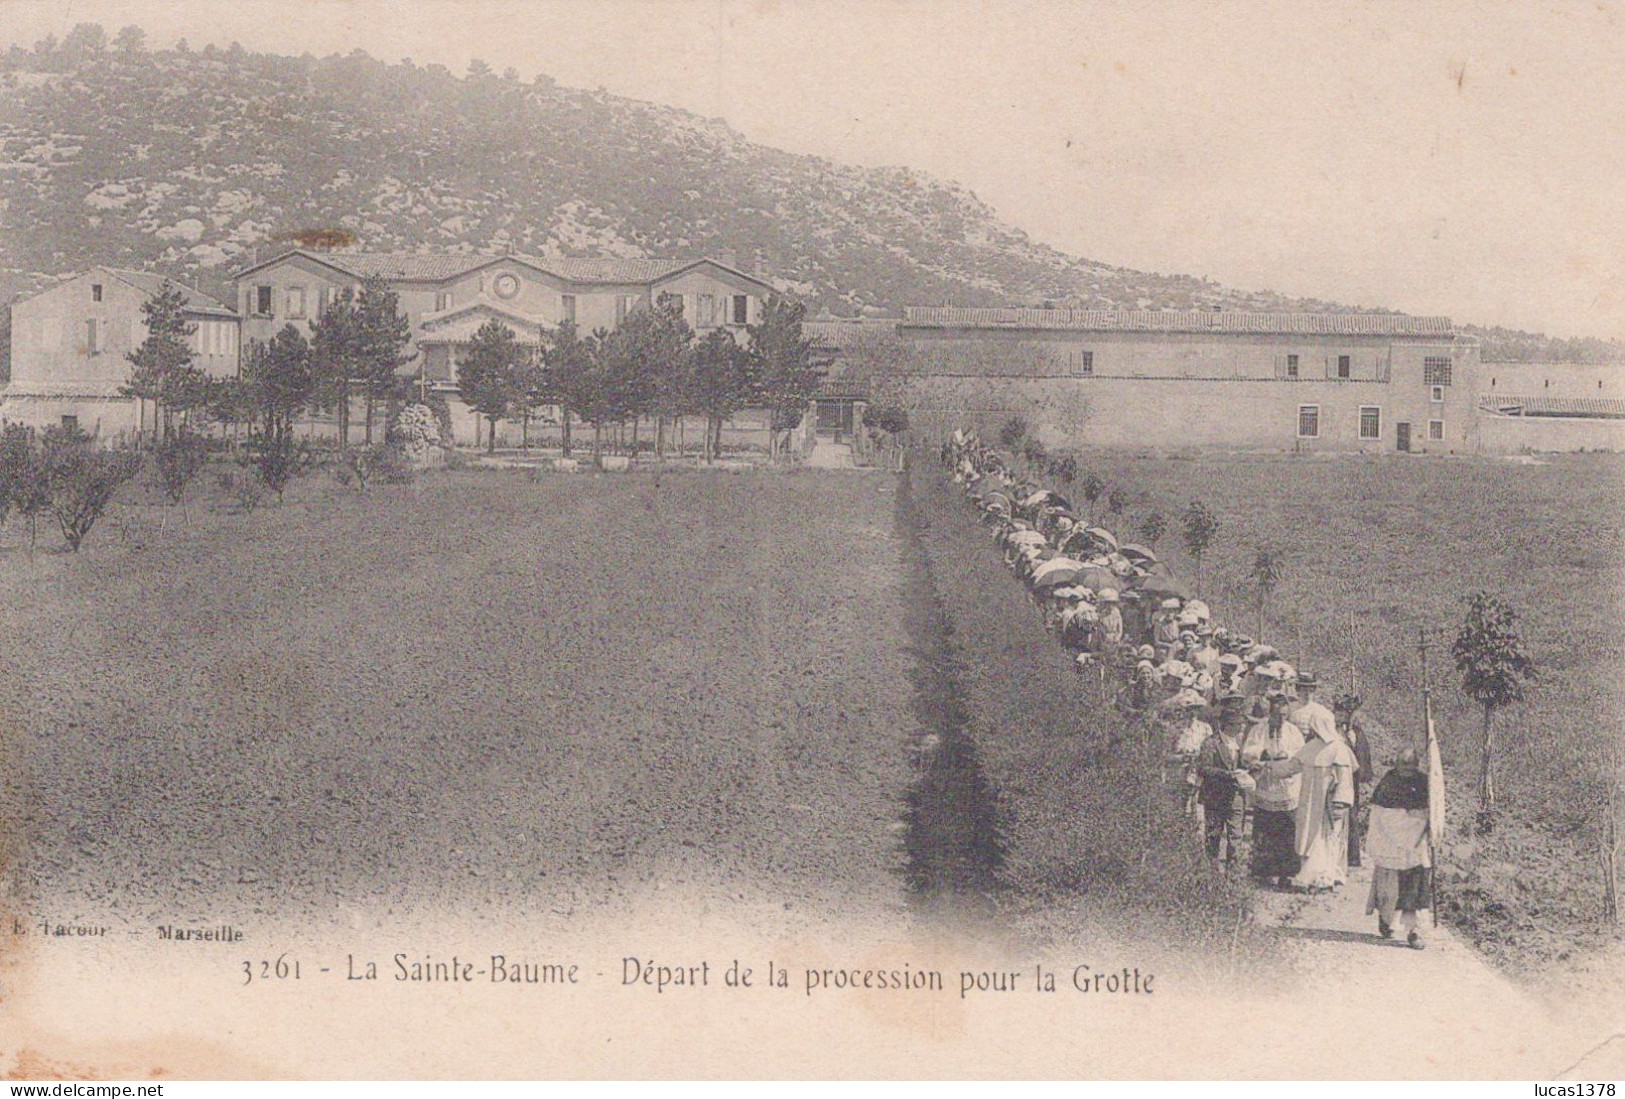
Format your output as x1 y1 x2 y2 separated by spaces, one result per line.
941 429 1435 948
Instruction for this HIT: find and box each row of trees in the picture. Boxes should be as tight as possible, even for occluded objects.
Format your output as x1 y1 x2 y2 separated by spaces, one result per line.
456 293 825 461
124 278 825 465
123 275 415 451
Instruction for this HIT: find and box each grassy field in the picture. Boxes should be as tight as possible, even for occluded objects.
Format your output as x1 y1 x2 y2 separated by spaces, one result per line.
0 467 921 931
2 449 1617 983
903 468 1264 971
1032 448 1625 973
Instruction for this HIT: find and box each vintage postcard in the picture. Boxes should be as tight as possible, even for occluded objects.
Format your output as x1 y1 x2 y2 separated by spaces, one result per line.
0 0 1620 1081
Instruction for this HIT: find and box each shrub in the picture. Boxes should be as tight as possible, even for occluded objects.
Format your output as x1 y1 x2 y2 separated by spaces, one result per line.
0 423 49 549
997 416 1029 450
866 404 909 437
337 443 415 493
40 427 142 551
1137 510 1167 547
154 429 209 510
215 468 264 513
246 434 314 499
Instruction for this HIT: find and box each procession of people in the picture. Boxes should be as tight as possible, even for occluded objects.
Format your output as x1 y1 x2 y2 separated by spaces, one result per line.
942 428 1435 949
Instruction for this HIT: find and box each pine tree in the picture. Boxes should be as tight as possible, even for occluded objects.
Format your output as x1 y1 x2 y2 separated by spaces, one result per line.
748 295 823 461
124 282 204 443
354 274 415 444
310 287 360 449
457 319 526 454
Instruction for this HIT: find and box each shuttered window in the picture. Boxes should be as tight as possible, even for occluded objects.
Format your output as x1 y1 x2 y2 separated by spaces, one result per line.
1297 405 1319 438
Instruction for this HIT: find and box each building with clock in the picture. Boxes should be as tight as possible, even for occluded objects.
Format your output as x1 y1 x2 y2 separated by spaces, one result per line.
229 249 778 433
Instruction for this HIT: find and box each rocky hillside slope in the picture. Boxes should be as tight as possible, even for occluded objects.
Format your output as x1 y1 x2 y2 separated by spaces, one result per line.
0 28 1616 363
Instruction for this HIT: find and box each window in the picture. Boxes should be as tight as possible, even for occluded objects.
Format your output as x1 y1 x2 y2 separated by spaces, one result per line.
85 319 99 355
732 294 749 325
434 291 451 312
696 293 715 327
255 285 273 316
287 286 306 319
1072 349 1094 376
1297 405 1319 438
91 283 103 303
1429 419 1444 441
1431 385 1445 403
561 294 576 324
1286 353 1299 378
1423 356 1452 387
1337 355 1352 379
1359 406 1381 439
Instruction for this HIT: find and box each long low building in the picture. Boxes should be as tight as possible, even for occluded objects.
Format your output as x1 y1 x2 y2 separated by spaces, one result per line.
886 306 1480 453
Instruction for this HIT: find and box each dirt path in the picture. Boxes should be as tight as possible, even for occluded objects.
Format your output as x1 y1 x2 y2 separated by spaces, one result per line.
1248 864 1622 1078
803 439 856 469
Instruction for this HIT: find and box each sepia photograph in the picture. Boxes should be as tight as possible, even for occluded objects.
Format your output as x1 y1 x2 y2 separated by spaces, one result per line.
0 0 1620 1082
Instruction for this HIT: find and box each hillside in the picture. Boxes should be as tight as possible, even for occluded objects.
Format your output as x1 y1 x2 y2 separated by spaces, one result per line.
0 27 1618 364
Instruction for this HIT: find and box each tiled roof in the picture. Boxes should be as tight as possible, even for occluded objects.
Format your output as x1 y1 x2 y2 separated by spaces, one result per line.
103 269 236 317
805 318 900 348
314 252 492 282
901 307 1454 338
236 249 778 294
238 249 741 287
522 256 689 284
1480 394 1625 419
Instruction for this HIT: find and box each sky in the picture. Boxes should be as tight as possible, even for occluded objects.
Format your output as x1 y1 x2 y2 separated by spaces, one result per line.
3 0 1623 338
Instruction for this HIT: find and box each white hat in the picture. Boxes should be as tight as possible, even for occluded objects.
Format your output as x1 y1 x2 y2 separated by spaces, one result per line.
1098 588 1119 603
1158 688 1207 712
1160 598 1182 611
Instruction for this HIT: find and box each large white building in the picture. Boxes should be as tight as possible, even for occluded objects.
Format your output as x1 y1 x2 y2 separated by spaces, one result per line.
3 267 238 439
